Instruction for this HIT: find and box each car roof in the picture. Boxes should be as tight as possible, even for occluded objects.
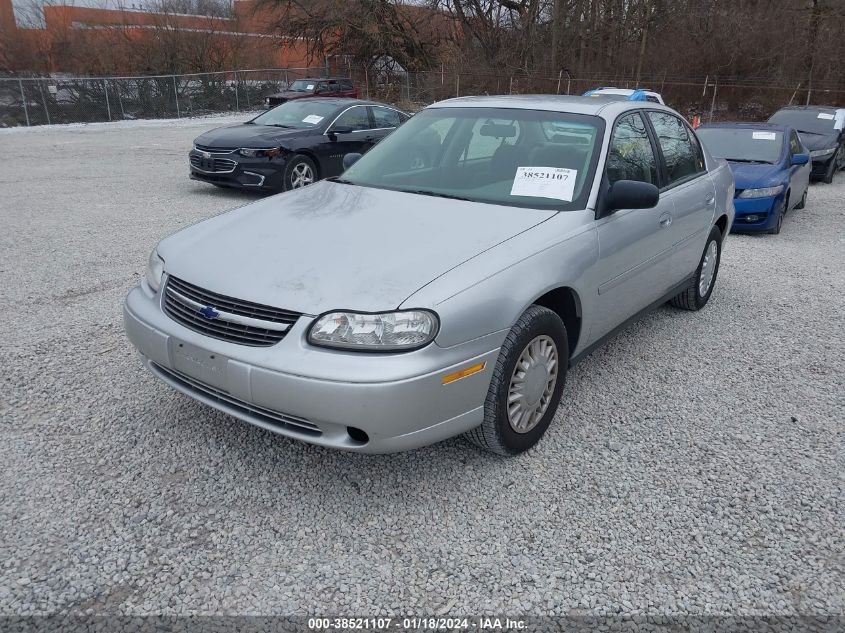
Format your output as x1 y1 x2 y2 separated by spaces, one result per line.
279 97 406 113
427 94 674 119
698 122 791 133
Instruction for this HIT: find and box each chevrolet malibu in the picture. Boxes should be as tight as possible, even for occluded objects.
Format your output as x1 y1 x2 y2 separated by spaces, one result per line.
124 96 734 455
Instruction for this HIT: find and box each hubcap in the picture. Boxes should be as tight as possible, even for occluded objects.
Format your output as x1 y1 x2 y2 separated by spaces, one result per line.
698 240 718 297
291 163 314 188
507 335 558 434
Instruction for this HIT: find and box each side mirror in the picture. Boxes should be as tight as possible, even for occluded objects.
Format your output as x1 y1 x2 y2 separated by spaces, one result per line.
330 124 353 137
791 152 810 166
343 153 362 170
604 180 659 214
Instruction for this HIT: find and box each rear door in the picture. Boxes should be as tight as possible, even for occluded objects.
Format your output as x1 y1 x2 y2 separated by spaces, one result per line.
590 111 678 341
645 110 713 280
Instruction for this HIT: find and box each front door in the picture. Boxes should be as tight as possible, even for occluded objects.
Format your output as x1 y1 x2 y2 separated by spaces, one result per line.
319 105 374 177
590 111 678 343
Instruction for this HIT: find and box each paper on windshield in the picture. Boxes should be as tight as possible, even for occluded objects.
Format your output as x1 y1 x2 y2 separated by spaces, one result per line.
752 131 777 140
817 113 834 120
302 114 324 124
306 84 315 90
511 166 577 202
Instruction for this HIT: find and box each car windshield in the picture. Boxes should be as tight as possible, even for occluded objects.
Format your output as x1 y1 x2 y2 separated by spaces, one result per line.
768 109 836 135
697 127 783 164
339 107 603 210
251 100 337 129
288 80 317 92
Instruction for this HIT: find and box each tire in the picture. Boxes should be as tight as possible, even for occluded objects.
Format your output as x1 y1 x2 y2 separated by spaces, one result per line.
768 204 784 235
822 151 838 184
795 188 807 210
282 154 317 191
669 225 722 311
464 305 568 456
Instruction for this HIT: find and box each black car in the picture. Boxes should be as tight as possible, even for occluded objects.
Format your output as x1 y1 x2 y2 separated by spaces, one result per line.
189 98 409 192
768 105 845 183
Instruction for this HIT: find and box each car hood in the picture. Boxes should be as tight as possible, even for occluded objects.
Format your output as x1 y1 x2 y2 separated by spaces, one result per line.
157 182 556 315
193 124 312 149
796 131 839 151
266 91 311 100
727 162 784 189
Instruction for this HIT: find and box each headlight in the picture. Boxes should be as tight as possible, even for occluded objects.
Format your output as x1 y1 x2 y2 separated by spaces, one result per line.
145 248 165 292
238 147 280 158
810 147 836 158
738 185 784 199
308 310 439 351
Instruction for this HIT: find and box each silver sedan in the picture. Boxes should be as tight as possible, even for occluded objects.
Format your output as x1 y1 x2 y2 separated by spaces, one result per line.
124 95 734 455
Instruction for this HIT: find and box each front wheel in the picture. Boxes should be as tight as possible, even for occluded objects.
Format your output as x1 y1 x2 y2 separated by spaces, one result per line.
822 149 839 184
282 154 317 191
465 305 568 456
669 225 722 311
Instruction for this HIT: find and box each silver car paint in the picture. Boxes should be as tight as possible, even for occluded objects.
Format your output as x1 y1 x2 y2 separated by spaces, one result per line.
124 95 735 452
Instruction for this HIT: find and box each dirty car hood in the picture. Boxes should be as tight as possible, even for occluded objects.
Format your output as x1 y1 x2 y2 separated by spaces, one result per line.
158 182 555 314
194 124 311 149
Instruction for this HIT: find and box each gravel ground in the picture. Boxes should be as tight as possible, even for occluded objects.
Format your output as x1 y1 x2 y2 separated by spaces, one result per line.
0 117 843 619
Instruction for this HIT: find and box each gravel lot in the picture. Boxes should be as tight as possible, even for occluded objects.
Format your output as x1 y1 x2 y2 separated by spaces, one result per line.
1 117 843 619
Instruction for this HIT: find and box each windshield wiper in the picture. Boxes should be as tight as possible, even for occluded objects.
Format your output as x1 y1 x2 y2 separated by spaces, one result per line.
327 177 355 185
726 158 767 164
268 124 293 128
405 189 473 202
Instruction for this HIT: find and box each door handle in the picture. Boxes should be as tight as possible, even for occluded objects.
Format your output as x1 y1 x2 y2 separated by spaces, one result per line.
658 212 673 228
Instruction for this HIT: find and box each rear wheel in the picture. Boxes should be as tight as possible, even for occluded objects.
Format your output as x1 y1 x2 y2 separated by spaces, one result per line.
669 225 722 311
465 305 568 456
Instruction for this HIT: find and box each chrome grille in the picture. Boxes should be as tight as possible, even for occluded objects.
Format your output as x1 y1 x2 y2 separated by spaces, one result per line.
163 276 301 347
190 155 237 173
194 143 235 153
150 362 322 436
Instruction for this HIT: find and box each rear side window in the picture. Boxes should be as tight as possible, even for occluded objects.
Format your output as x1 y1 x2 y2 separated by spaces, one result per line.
372 107 402 128
340 79 354 90
647 112 704 184
607 112 659 185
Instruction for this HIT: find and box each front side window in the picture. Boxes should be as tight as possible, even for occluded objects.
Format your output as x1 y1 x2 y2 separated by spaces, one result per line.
340 107 604 210
647 111 703 185
789 131 802 155
606 112 658 185
332 106 371 131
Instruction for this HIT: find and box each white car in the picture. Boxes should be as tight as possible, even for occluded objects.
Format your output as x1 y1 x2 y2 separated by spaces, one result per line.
584 87 665 105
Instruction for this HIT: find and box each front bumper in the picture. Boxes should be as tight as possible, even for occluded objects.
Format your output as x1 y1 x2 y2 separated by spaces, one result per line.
188 150 285 191
123 283 501 453
810 155 835 179
730 195 783 232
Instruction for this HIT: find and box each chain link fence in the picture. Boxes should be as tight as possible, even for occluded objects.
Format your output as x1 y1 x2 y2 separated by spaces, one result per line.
2 67 843 128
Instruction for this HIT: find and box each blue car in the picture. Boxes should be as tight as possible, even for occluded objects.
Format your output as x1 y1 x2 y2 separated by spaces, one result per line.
696 123 810 234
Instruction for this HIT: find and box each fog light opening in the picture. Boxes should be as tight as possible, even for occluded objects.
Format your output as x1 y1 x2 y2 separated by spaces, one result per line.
347 426 369 444
745 215 759 222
